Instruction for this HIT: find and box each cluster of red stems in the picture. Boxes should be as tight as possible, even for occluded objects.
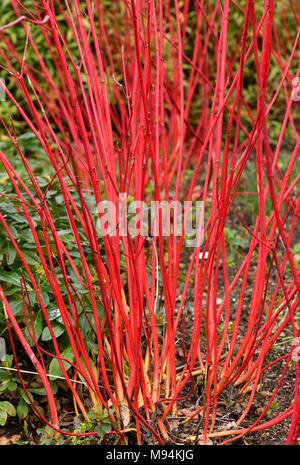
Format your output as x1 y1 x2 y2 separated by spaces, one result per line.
0 0 299 445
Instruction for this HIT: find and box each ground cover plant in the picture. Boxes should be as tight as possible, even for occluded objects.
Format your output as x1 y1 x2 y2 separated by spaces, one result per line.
0 0 299 445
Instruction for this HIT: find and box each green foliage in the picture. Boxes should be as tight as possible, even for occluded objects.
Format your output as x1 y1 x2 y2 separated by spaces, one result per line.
0 354 59 424
224 226 249 267
0 137 104 427
0 134 103 341
0 400 16 425
71 407 113 445
48 346 74 377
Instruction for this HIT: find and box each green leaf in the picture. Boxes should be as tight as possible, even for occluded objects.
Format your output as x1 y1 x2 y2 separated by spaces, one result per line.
49 346 74 378
8 224 18 239
17 132 36 141
292 243 300 254
7 380 17 392
6 244 17 266
10 214 28 224
94 420 111 439
0 409 7 426
78 356 98 384
41 321 65 342
34 310 43 339
0 273 32 291
10 300 24 315
0 370 10 382
29 387 46 396
0 400 16 416
22 251 40 266
0 379 10 393
2 354 13 368
41 292 50 307
24 311 43 346
20 389 34 405
0 272 21 286
16 398 28 420
50 381 58 395
78 314 91 337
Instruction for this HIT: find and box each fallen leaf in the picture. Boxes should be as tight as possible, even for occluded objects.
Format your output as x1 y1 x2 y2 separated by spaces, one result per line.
169 418 180 431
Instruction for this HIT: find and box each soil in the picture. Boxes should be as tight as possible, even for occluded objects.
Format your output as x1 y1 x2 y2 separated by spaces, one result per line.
0 212 299 446
1 297 298 446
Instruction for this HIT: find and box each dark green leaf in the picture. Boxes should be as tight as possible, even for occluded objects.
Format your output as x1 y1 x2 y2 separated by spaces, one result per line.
41 322 65 342
0 400 16 416
0 409 7 426
16 398 28 420
49 346 74 378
